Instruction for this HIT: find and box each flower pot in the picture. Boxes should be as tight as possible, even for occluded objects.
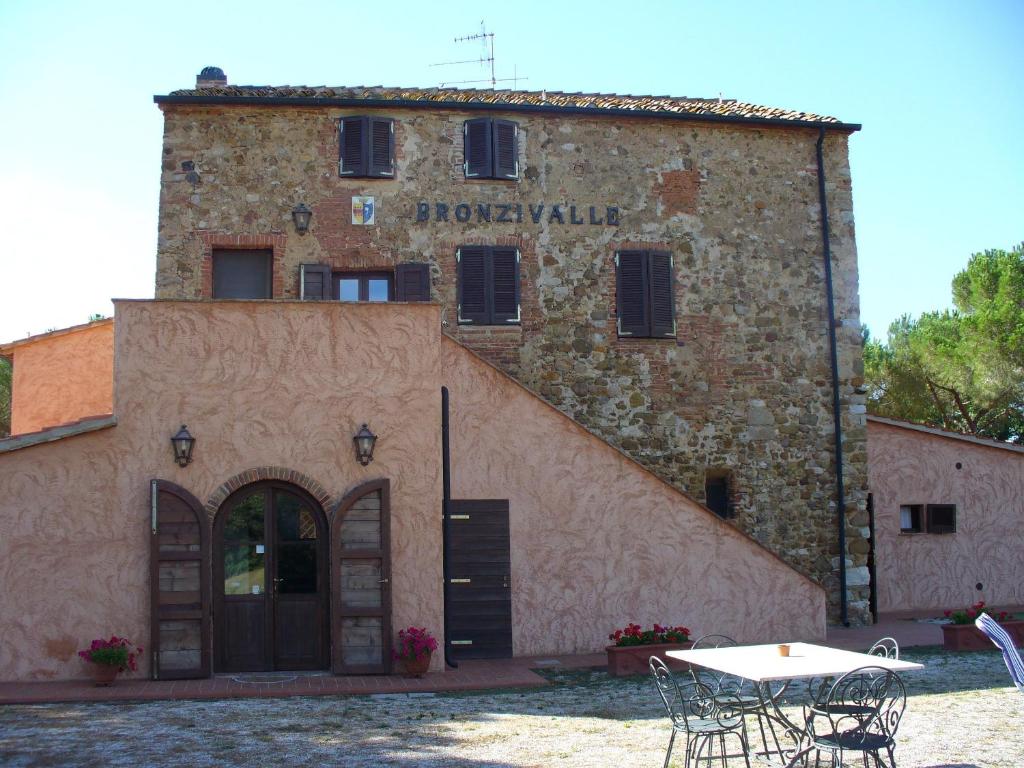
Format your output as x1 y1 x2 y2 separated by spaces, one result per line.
91 664 120 687
402 651 432 677
942 620 1024 651
606 641 693 677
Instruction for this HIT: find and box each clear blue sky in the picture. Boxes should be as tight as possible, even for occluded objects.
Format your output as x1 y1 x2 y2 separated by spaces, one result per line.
1 0 1021 341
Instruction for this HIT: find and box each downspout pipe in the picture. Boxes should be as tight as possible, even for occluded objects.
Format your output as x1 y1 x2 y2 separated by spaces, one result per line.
440 386 459 667
816 128 850 627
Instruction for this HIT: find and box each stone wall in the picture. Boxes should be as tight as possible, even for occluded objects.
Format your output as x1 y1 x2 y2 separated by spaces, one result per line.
155 103 869 622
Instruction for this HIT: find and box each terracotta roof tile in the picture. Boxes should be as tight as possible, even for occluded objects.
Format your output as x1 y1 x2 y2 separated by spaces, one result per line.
159 84 852 128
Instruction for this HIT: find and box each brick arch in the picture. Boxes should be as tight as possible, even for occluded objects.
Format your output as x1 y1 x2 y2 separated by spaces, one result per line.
205 467 332 519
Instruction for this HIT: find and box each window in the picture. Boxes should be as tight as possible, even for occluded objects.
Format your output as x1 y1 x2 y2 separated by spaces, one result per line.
899 504 923 533
212 250 272 299
300 263 430 302
704 472 732 519
339 116 394 178
615 250 675 338
464 118 519 180
927 504 957 534
337 273 392 302
457 246 520 324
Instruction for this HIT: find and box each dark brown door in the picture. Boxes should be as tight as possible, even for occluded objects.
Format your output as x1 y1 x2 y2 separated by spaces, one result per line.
332 479 392 674
447 499 513 660
150 480 211 679
214 483 329 672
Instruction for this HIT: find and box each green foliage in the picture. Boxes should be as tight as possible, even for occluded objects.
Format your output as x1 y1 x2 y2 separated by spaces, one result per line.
864 244 1024 443
0 357 10 438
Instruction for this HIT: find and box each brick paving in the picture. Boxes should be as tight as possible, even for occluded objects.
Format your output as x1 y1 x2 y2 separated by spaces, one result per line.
0 613 953 706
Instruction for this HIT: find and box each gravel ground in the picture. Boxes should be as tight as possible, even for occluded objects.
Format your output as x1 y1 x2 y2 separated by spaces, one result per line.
0 647 1021 767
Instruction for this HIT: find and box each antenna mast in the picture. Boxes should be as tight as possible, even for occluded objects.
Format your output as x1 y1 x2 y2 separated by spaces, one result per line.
430 21 526 89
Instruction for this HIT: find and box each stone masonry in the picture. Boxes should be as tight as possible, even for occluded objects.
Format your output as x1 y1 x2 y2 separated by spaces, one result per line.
154 90 870 623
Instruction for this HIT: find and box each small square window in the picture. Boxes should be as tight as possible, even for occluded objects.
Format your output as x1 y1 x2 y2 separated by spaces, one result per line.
899 504 923 533
927 504 957 534
335 272 394 302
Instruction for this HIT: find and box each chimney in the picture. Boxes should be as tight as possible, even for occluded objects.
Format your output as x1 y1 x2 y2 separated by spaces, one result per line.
196 66 227 89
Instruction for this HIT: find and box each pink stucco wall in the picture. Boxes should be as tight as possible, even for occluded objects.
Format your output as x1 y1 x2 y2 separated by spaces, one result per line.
0 300 826 682
442 337 826 653
0 301 443 681
5 320 114 436
868 418 1024 612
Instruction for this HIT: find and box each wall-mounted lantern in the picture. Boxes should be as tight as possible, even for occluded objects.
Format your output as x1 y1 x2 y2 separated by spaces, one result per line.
291 203 313 234
171 425 196 467
353 424 377 466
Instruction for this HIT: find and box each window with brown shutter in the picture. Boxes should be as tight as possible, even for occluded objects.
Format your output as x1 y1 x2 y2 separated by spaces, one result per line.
395 263 431 302
464 118 519 180
615 250 676 338
339 116 395 178
457 246 520 325
213 250 272 299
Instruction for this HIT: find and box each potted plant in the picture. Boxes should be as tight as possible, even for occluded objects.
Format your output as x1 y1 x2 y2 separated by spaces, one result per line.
78 635 143 686
941 601 1024 651
606 622 692 677
393 626 438 677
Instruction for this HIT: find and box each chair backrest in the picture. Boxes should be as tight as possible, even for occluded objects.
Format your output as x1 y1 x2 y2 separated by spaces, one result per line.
975 614 1024 693
650 656 717 732
809 666 906 746
688 634 747 695
867 636 899 659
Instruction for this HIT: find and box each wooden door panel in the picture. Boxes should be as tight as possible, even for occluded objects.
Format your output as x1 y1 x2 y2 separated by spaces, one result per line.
223 600 267 671
332 480 392 675
447 499 513 661
275 598 321 669
150 480 211 680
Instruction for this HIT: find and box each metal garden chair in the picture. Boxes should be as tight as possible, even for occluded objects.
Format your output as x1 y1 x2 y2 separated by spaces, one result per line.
650 655 751 768
867 636 899 659
803 665 906 768
689 634 784 758
975 613 1024 694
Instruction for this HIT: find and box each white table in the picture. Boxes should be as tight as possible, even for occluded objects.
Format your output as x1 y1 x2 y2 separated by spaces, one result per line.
666 642 924 766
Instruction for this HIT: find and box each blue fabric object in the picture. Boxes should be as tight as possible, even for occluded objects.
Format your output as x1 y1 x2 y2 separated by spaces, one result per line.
975 613 1024 693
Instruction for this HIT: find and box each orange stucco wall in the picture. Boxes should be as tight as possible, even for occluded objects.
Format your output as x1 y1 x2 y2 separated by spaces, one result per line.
868 420 1024 612
7 320 114 436
0 300 826 682
442 337 826 653
0 301 443 681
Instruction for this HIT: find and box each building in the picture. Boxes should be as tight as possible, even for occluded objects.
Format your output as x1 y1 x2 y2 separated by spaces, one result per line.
0 68 866 681
867 415 1024 614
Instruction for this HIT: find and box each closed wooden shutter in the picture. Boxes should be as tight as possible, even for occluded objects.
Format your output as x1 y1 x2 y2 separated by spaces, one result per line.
458 247 488 323
300 264 332 300
212 250 272 299
490 247 520 323
368 118 394 177
339 117 366 176
395 262 431 302
492 120 518 179
648 251 676 337
150 480 211 679
464 118 492 178
616 251 649 336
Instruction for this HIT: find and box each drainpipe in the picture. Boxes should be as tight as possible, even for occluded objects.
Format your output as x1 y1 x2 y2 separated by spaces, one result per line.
816 128 849 627
440 386 459 667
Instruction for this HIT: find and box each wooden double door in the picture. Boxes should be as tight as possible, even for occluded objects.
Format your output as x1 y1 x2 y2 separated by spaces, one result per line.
214 482 330 672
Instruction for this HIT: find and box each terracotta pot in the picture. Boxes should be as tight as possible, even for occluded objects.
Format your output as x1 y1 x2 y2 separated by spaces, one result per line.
606 641 693 677
402 651 432 677
91 664 120 687
942 620 1024 652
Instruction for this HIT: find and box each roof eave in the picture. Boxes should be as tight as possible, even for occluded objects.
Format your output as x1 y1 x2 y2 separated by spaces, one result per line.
152 94 861 133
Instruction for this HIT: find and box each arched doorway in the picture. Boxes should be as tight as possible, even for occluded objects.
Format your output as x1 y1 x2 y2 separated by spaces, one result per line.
213 481 329 672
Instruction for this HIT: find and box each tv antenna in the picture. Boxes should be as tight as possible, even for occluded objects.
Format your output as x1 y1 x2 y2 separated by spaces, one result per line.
430 21 527 89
